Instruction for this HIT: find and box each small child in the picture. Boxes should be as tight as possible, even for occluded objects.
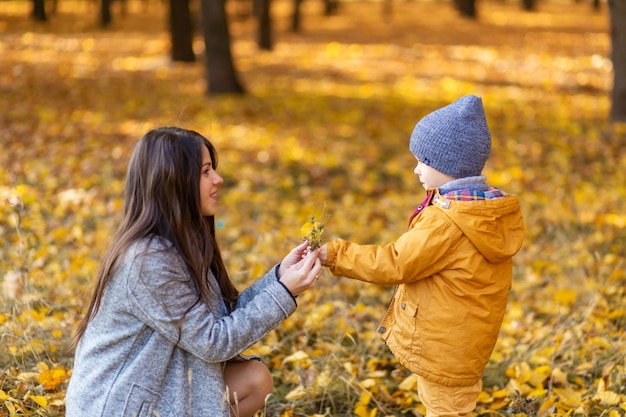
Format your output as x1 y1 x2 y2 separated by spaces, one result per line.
320 95 524 416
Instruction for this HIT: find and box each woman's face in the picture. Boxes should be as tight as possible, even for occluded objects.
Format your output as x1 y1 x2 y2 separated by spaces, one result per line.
199 145 224 216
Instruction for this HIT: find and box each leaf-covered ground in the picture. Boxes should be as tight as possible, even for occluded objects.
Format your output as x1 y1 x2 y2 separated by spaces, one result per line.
0 1 624 415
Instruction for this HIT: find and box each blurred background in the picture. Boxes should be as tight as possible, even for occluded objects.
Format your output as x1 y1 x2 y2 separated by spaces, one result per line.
1 0 625 415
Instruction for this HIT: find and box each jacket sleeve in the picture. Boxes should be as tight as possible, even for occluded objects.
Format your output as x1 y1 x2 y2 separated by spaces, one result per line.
327 208 458 285
126 248 297 363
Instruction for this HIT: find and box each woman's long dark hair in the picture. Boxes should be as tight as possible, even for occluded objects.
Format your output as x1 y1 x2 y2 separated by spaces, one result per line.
72 127 238 347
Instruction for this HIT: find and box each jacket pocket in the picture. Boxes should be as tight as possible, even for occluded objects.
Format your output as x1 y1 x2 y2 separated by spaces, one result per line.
122 384 177 417
396 292 418 321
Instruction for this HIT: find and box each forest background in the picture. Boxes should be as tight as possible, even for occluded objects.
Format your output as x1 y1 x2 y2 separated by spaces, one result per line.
0 0 625 416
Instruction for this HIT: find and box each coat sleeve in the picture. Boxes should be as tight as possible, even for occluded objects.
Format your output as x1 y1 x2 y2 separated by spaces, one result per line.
236 264 293 308
126 248 297 363
327 208 458 285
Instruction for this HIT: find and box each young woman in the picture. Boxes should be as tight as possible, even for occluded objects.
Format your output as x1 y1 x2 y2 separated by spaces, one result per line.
66 127 321 417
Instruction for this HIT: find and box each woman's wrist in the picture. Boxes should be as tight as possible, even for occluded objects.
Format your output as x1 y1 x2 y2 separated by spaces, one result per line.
274 264 297 302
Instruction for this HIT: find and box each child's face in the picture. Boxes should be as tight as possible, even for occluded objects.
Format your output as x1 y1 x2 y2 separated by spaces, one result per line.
414 157 455 190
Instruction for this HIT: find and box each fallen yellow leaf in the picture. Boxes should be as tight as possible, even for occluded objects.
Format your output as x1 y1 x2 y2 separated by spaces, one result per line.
398 374 417 391
39 368 67 391
284 385 308 401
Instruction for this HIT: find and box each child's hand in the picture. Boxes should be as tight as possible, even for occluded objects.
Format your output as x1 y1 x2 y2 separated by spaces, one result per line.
319 244 328 266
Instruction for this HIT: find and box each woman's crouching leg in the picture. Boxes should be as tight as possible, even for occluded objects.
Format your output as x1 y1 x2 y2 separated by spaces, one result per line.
224 359 273 417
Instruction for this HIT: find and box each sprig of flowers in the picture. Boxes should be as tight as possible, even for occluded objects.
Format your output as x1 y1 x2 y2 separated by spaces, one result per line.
300 203 330 249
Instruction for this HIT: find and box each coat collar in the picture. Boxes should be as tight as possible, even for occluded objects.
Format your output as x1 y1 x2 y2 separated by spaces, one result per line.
408 190 435 228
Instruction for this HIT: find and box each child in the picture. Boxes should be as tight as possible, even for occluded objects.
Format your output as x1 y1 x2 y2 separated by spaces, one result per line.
320 95 524 416
66 127 321 417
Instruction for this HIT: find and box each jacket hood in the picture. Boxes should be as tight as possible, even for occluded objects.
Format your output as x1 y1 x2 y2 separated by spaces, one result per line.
432 193 524 263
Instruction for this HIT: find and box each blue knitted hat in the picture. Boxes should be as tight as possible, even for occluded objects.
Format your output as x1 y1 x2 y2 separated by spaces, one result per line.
409 95 491 179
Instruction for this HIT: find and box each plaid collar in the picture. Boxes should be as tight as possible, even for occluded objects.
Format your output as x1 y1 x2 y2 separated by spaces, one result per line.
443 187 506 201
409 186 506 227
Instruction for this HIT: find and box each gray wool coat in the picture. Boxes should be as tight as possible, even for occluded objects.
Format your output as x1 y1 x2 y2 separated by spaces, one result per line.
65 237 297 417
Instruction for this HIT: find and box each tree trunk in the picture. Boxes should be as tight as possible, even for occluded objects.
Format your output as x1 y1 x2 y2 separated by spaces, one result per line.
200 0 245 94
253 0 262 18
457 0 476 18
119 0 128 16
100 0 112 27
592 0 600 11
291 0 303 32
169 0 196 62
258 0 272 50
521 0 535 11
382 0 392 20
609 0 626 122
32 0 47 21
324 0 339 16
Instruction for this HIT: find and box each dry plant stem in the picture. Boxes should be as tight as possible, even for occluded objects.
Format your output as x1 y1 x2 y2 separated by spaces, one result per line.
301 203 330 250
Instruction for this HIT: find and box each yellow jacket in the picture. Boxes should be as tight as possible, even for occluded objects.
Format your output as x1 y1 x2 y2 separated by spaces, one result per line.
326 190 524 386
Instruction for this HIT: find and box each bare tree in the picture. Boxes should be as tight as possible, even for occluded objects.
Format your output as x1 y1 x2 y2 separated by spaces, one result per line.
324 0 339 16
32 0 46 21
457 0 476 18
258 0 272 50
521 0 535 11
609 0 626 121
101 0 112 27
290 0 339 33
292 0 303 32
200 0 245 94
592 0 600 11
169 0 196 62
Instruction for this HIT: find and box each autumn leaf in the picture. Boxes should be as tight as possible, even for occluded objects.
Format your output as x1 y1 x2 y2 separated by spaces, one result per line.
397 374 418 392
280 350 310 368
354 391 375 417
25 392 48 408
593 380 623 406
38 368 68 391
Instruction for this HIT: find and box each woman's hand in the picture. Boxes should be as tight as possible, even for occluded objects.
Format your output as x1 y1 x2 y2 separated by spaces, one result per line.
278 241 310 273
278 242 321 297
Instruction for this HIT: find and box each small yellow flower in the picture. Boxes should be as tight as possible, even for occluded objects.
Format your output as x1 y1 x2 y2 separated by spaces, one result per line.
301 222 314 237
301 203 329 249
